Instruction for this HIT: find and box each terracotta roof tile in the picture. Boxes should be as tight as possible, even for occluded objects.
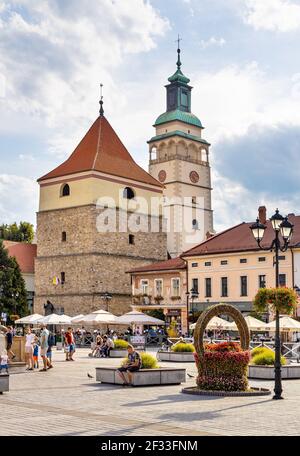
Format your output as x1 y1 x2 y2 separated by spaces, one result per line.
3 241 37 274
129 257 186 273
38 116 163 189
182 214 300 257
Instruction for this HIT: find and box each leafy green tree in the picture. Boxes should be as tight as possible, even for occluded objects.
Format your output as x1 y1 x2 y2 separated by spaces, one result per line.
145 309 166 321
0 221 34 243
0 240 28 322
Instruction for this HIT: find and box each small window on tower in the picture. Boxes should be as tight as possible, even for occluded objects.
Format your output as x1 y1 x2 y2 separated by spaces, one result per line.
61 272 65 285
61 184 70 197
62 231 67 242
123 187 135 200
129 234 135 245
192 219 199 230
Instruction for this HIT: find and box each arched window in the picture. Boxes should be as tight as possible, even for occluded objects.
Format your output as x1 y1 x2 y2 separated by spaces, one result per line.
192 219 199 230
61 184 70 197
123 187 135 200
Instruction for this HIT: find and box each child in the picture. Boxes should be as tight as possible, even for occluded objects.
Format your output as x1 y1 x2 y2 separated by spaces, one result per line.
33 337 39 369
0 350 9 374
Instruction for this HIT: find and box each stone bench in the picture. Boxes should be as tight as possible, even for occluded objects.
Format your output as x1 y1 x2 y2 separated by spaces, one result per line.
157 351 195 362
0 374 9 394
248 364 300 379
96 367 186 386
109 350 127 358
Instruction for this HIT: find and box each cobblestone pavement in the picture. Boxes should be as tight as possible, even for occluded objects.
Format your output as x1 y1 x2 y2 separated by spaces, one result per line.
1 348 300 436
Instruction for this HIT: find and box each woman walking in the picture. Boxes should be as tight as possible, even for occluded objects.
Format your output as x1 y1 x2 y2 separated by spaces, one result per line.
25 327 35 371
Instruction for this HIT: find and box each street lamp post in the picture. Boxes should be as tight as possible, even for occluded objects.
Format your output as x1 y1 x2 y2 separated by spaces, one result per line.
100 291 112 312
250 209 293 400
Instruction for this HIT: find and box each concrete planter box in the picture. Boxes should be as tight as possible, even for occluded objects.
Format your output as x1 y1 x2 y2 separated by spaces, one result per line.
0 374 9 394
157 351 195 363
96 367 186 386
109 350 127 358
248 364 300 379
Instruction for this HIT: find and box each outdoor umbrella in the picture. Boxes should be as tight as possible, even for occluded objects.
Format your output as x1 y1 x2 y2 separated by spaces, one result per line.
78 309 118 325
70 314 85 324
36 314 72 325
265 316 300 332
190 316 232 331
114 311 165 326
15 314 44 324
229 315 267 332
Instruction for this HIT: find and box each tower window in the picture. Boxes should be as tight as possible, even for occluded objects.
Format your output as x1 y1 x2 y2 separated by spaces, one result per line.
192 219 199 230
123 187 135 200
129 234 135 245
61 272 65 285
62 231 67 242
61 184 70 197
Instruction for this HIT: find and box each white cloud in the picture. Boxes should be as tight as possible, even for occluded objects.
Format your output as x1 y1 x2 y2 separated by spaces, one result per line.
0 175 38 225
191 62 300 145
244 0 300 32
0 0 169 153
199 36 226 49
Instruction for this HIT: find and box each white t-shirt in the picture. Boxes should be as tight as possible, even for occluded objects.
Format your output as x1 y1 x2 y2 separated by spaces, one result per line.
1 354 8 365
25 333 35 348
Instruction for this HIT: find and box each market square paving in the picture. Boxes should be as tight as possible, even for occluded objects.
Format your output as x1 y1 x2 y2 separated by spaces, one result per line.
1 348 300 436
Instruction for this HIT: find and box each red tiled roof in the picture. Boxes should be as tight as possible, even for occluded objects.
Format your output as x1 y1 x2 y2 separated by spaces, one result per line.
3 241 37 274
182 214 300 257
38 115 163 189
129 257 186 274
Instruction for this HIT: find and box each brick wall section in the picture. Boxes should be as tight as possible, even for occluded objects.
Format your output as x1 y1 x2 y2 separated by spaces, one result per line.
35 205 167 316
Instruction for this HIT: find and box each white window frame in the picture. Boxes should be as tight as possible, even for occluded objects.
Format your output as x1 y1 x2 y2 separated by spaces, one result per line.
171 278 180 296
154 279 163 297
140 279 149 295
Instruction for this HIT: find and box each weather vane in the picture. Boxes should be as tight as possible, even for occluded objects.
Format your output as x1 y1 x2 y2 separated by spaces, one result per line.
99 83 104 116
175 34 182 69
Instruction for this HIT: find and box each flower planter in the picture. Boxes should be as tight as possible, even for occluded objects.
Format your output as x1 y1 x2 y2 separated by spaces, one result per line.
248 364 300 379
109 350 128 358
0 374 9 394
95 367 186 386
157 351 195 362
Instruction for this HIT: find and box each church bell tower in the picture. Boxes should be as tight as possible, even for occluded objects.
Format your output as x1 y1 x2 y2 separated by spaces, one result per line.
148 41 214 257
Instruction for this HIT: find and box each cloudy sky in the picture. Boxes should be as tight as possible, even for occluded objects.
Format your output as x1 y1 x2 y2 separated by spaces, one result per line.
1 0 300 232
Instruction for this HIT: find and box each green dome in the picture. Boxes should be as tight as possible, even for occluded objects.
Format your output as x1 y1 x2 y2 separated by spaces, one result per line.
154 109 203 128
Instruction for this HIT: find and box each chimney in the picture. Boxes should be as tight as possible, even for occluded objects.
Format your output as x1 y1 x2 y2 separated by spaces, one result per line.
258 206 267 224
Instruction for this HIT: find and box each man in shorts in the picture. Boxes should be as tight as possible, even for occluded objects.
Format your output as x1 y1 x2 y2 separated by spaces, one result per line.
5 326 15 360
117 344 141 386
65 327 75 361
39 324 49 372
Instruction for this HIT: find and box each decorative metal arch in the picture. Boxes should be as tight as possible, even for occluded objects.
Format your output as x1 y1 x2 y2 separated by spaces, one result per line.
194 303 250 357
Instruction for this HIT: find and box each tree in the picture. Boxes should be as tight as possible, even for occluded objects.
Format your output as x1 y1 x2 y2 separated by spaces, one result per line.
0 240 28 323
0 221 34 243
146 309 165 321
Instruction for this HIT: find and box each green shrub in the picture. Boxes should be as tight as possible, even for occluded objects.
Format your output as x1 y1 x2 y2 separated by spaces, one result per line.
140 352 159 369
172 343 195 352
121 352 159 369
113 339 128 350
251 346 268 358
252 350 286 366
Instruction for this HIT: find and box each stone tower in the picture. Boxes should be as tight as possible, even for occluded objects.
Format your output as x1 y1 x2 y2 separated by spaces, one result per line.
149 45 213 258
35 101 167 316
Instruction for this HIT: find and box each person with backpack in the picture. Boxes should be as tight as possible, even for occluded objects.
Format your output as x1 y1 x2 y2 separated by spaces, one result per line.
117 344 142 386
46 331 55 369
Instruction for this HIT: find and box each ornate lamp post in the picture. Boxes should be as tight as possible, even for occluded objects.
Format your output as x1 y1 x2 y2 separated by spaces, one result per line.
250 209 293 400
100 291 112 312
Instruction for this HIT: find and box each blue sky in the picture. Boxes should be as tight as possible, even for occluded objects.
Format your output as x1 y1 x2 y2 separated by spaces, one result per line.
1 0 300 231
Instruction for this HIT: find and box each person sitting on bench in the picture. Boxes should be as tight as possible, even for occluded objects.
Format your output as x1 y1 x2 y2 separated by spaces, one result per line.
117 344 141 386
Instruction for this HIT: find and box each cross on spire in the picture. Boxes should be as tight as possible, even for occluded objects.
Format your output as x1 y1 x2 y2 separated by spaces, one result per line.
99 83 104 116
175 34 182 69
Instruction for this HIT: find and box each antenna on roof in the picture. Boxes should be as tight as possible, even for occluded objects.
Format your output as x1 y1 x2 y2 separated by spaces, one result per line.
175 34 182 70
99 83 104 117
